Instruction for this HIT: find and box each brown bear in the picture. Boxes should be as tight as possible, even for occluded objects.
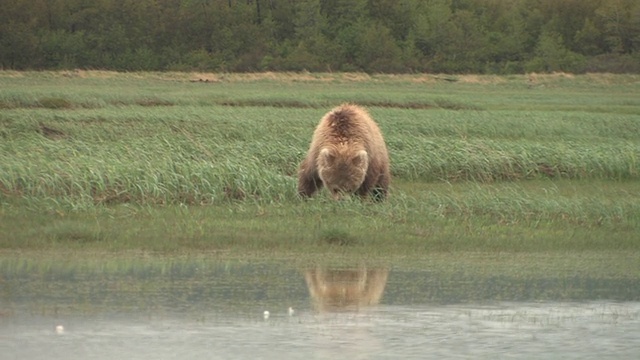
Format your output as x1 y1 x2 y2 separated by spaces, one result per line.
297 103 390 201
304 267 389 312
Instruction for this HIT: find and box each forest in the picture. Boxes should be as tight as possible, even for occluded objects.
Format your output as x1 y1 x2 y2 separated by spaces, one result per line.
1 0 639 74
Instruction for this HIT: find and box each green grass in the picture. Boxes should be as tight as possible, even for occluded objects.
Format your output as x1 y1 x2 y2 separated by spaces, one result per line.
1 180 638 254
0 71 639 256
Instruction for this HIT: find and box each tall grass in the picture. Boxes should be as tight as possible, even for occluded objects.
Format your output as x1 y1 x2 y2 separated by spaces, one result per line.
2 180 639 253
1 104 638 206
0 71 639 253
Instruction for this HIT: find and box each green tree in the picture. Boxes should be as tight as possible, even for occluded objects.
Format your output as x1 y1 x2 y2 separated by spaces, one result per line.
444 9 489 72
294 0 324 40
36 30 88 69
0 0 39 68
0 0 638 73
479 1 531 73
367 0 418 41
0 23 38 69
267 0 328 71
320 0 368 36
526 31 586 73
596 0 640 54
408 0 454 68
354 21 404 72
574 18 606 56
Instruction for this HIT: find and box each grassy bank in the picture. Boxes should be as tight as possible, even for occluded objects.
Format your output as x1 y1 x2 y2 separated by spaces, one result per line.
1 179 639 254
1 71 639 256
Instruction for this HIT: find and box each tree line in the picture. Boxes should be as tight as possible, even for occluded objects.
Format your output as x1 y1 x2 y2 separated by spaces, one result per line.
1 0 639 74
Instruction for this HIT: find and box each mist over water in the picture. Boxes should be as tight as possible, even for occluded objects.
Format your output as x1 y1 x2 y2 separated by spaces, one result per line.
2 260 639 359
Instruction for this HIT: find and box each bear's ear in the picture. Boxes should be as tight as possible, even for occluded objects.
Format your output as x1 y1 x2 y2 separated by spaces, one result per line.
352 150 368 167
320 148 335 163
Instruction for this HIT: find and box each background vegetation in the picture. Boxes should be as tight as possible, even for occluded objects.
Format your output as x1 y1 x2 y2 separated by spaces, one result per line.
1 0 639 74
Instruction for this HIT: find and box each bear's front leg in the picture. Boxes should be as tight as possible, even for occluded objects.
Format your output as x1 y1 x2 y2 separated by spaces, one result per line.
373 171 390 201
298 176 322 197
356 184 387 202
297 159 323 197
357 171 389 201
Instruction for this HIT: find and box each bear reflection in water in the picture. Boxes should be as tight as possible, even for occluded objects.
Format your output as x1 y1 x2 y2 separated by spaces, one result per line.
304 267 389 312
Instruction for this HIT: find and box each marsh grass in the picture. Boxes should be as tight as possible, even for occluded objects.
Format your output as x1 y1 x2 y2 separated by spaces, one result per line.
2 179 638 254
318 228 361 246
37 96 74 109
1 106 637 206
0 71 639 254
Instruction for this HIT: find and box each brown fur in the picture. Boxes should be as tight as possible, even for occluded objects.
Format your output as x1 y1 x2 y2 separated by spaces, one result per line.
298 104 390 200
304 267 389 312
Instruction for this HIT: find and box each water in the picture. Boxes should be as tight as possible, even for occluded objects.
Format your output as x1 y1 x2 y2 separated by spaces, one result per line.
1 260 639 359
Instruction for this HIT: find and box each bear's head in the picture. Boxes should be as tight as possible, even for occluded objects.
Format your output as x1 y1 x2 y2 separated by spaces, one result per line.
317 145 368 200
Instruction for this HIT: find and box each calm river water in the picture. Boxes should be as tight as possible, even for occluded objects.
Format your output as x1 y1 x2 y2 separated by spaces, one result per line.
1 258 639 359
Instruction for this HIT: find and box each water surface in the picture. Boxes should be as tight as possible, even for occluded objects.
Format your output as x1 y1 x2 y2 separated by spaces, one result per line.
1 257 639 359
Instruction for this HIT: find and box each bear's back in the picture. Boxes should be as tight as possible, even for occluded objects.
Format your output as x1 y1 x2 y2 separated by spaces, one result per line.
320 104 385 148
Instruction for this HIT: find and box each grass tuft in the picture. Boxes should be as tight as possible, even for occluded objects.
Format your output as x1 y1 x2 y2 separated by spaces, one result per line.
318 228 360 246
134 98 175 107
38 96 73 109
43 220 107 244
